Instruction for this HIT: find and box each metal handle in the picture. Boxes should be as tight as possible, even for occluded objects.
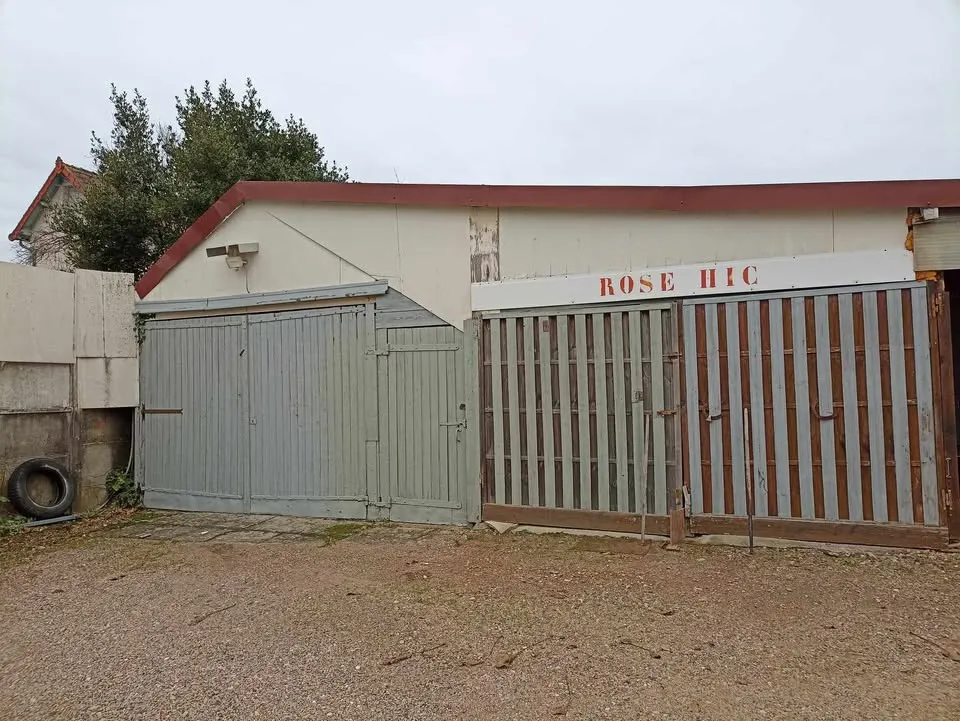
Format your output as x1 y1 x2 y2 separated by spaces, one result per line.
813 401 836 421
701 405 722 423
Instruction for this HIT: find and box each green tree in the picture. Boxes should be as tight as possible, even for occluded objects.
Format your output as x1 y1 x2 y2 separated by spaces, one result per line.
53 79 348 276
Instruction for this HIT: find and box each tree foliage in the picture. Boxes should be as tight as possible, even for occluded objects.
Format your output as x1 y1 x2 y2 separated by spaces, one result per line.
50 79 348 276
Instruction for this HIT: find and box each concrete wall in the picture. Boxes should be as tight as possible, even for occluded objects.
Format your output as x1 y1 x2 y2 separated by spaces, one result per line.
0 262 138 514
140 202 908 328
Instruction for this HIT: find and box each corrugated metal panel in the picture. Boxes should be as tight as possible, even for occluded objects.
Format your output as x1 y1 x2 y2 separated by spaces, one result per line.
914 219 960 270
682 283 943 527
140 317 247 511
479 304 680 515
246 307 368 516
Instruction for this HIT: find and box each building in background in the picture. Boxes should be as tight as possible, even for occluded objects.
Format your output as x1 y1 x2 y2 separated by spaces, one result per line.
8 157 96 269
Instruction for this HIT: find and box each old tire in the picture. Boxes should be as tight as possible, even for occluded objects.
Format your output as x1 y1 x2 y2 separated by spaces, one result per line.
6 458 75 520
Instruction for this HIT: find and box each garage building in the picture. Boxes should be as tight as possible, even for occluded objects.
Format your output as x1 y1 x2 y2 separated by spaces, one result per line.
135 179 960 547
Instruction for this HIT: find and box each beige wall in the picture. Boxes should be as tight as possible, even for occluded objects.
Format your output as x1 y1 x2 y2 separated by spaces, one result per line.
144 201 473 329
0 263 138 409
141 202 908 326
0 261 75 363
497 207 908 279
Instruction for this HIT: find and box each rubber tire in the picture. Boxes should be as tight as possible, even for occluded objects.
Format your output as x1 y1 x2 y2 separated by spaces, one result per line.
6 458 75 520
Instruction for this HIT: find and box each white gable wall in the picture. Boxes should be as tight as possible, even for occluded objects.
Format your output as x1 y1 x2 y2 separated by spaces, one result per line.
142 201 472 329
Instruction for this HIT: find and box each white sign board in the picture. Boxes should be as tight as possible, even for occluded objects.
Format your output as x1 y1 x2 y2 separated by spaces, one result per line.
471 248 915 311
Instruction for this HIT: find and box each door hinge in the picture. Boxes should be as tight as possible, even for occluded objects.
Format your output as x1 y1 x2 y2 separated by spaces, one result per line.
946 489 953 509
366 349 389 357
934 294 944 316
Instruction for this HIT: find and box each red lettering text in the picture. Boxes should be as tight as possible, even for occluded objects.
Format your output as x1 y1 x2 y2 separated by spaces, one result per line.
619 275 635 294
726 267 736 287
600 277 615 296
661 272 675 292
638 274 653 293
743 265 758 285
700 268 716 289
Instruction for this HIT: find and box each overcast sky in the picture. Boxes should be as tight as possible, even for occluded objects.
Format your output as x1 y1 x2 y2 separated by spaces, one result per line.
2 0 959 262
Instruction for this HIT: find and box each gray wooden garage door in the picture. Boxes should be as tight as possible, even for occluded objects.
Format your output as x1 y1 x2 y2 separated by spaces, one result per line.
139 304 473 523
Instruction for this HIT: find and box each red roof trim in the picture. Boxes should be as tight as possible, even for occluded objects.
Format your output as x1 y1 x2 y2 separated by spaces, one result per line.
135 178 960 298
8 157 94 242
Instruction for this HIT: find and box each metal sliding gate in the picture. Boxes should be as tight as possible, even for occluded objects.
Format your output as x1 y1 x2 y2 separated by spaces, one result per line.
681 282 947 543
479 304 681 526
139 304 472 523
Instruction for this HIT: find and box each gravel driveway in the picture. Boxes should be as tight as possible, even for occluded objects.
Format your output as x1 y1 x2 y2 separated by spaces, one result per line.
1 514 959 721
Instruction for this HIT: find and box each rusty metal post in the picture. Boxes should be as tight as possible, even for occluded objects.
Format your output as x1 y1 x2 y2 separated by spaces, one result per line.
743 407 754 553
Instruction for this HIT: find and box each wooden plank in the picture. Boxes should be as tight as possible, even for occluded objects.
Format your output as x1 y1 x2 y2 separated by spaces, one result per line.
690 514 948 550
838 294 862 520
716 303 733 514
917 286 946 528
463 319 482 522
505 317 522 505
877 292 899 523
490 319 505 505
863 291 888 521
649 309 667 515
629 311 646 514
901 291 924 525
695 304 712 514
612 312 630 513
705 304 724 514
934 286 960 537
886 290 913 523
557 316 574 509
768 299 791 516
539 318 556 509
791 297 815 519
814 295 838 519
681 305 703 513
523 317 540 507
484 503 670 536
575 314 592 510
725 301 746 515
593 314 611 511
746 301 767 516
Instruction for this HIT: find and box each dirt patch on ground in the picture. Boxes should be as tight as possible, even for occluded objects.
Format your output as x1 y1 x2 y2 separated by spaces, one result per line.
1 519 959 720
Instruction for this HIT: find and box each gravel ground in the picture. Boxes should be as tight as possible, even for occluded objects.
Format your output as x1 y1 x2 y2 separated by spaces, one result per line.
1 518 960 721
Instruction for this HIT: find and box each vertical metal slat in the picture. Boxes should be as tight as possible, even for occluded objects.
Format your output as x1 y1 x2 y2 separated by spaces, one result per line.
523 317 539 507
539 318 556 508
814 295 839 520
791 297 815 519
886 290 913 523
650 309 668 515
557 316 574 509
612 312 631 513
490 319 505 505
838 294 863 521
911 287 940 525
746 301 768 517
593 313 611 511
863 291 888 522
725 302 746 516
574 314 592 510
705 304 724 514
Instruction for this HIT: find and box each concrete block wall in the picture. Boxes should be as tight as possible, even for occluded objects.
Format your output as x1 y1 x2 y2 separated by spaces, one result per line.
0 262 138 515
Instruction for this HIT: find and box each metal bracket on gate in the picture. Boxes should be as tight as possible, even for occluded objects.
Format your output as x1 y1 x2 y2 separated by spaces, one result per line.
140 406 183 418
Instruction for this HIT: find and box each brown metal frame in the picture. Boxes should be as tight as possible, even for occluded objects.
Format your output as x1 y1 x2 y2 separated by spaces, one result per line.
930 281 960 541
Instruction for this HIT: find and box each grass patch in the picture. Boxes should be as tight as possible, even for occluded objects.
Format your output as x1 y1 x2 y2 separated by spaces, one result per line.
0 514 26 537
321 523 366 544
